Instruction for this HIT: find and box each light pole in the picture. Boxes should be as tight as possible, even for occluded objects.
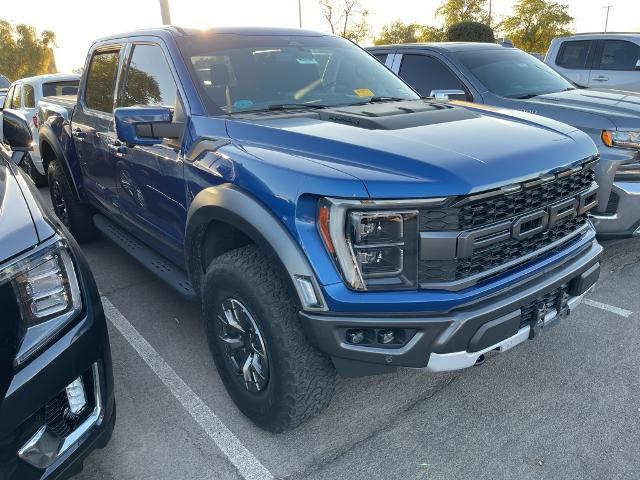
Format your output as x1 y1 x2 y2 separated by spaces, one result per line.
159 0 172 25
298 0 303 28
488 0 492 28
603 4 614 32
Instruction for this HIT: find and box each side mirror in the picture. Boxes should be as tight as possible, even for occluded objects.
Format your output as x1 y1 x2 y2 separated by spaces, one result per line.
430 89 468 101
3 109 33 152
114 106 183 146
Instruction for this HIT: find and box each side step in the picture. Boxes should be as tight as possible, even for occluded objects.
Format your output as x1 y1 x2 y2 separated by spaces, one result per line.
93 214 198 301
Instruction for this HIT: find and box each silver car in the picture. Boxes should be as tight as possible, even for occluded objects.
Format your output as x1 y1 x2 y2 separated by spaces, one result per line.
545 33 640 93
1 73 79 186
368 43 640 238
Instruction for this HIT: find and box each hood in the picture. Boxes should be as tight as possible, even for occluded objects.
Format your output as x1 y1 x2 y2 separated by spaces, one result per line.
226 100 596 198
0 162 39 262
527 88 640 130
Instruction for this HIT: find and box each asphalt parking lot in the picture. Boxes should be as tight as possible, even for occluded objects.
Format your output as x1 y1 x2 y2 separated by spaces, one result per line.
37 187 640 480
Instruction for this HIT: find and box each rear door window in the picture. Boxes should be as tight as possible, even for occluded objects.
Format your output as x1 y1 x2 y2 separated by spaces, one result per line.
121 43 177 107
398 54 465 96
23 84 35 108
11 84 22 109
84 49 121 113
595 40 640 71
556 40 593 69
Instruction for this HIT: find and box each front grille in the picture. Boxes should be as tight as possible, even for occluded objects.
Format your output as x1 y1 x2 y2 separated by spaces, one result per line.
420 166 595 231
418 161 596 287
419 216 586 283
520 284 568 329
44 368 95 437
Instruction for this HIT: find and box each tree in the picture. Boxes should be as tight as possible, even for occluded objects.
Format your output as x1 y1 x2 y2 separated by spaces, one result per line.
0 20 57 81
318 0 370 43
373 20 423 45
498 0 574 53
447 21 495 42
418 26 447 42
435 0 489 29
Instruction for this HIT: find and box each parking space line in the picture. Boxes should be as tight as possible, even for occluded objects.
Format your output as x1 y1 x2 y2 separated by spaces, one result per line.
583 299 633 318
101 296 274 480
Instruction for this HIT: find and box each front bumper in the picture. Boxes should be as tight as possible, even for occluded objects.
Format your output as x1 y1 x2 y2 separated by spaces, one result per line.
592 181 640 237
592 148 640 238
300 240 602 377
0 238 115 480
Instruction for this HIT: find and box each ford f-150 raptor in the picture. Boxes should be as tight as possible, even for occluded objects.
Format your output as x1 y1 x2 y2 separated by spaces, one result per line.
38 27 602 432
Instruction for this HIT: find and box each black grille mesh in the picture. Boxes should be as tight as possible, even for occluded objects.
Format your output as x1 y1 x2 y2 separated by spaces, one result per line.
418 164 595 286
420 167 595 231
44 369 95 438
419 216 586 284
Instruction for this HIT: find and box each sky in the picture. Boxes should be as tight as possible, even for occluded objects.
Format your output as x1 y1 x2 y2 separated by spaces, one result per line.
2 0 639 72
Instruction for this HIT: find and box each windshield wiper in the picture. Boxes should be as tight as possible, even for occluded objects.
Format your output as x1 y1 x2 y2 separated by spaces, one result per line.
513 93 540 99
347 96 407 106
267 103 327 111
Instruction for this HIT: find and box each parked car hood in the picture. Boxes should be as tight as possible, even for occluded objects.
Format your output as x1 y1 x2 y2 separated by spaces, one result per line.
526 88 640 130
226 101 597 199
0 159 55 263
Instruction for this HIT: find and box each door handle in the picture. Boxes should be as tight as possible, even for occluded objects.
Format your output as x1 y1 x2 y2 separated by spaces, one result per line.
591 76 609 81
108 142 127 155
72 128 85 138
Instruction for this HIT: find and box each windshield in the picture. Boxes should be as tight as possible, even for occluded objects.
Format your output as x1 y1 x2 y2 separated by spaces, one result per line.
456 48 575 99
178 33 419 114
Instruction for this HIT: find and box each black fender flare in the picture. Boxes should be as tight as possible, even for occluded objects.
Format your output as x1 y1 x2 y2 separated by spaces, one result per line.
185 184 326 311
38 123 85 201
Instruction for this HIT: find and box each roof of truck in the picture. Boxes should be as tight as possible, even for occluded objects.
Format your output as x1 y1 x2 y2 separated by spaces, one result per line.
94 26 329 43
368 42 507 52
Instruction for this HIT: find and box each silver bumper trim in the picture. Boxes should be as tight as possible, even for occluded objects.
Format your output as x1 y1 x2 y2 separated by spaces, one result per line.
426 291 589 372
18 363 104 469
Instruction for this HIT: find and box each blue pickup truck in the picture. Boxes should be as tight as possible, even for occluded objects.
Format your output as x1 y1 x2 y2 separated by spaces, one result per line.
38 27 602 432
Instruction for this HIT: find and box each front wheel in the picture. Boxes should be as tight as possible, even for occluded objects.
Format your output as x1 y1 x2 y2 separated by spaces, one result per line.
48 159 100 243
202 245 336 432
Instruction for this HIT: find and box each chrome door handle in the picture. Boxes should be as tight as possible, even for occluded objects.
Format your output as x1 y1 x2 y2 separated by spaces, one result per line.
591 76 609 81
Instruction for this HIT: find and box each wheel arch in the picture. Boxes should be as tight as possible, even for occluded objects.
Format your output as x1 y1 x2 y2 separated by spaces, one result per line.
39 124 86 201
186 185 326 312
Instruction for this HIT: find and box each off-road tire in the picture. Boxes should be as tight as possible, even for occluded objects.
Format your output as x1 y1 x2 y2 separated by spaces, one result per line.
48 159 99 243
202 245 336 432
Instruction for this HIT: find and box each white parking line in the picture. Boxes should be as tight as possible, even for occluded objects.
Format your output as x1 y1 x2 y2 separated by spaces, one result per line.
583 299 633 318
101 296 274 480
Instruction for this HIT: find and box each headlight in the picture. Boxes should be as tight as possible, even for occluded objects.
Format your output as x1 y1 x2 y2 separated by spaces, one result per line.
0 241 82 366
317 198 420 291
602 130 640 149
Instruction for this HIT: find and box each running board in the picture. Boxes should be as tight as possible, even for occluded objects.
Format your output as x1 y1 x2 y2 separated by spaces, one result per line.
93 214 198 301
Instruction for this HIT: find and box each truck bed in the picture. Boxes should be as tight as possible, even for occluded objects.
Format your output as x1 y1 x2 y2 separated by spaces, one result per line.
38 94 77 123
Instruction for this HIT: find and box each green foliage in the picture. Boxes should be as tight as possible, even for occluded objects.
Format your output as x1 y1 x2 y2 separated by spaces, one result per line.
436 0 489 29
373 21 424 45
373 21 446 45
446 21 495 42
498 0 574 53
0 20 57 81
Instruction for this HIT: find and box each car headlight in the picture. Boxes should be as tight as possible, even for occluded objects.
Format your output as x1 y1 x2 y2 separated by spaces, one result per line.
602 130 640 149
317 198 419 291
0 240 82 366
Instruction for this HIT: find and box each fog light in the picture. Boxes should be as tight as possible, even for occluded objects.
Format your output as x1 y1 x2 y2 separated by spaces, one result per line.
65 377 87 415
378 329 395 344
347 329 366 344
